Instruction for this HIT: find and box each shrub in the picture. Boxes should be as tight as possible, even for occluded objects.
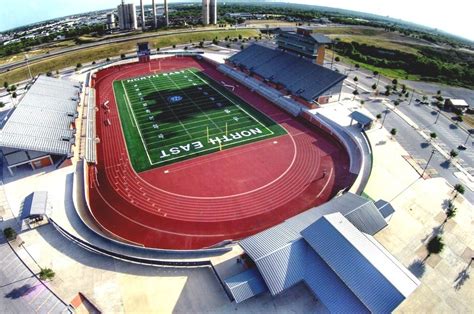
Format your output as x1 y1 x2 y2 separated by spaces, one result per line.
39 268 55 281
3 227 17 240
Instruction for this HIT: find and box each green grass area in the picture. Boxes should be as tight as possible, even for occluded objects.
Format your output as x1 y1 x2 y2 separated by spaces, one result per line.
331 51 421 81
113 68 286 172
0 29 259 84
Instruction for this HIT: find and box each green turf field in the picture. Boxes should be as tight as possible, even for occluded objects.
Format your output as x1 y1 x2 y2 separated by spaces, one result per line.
113 68 286 172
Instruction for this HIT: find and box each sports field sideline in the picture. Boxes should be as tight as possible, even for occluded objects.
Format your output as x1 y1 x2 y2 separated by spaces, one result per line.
113 68 286 172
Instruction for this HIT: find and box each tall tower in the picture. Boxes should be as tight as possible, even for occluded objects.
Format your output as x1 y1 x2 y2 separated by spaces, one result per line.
140 0 145 28
164 0 169 27
152 0 157 28
118 1 138 30
202 0 210 25
209 0 217 25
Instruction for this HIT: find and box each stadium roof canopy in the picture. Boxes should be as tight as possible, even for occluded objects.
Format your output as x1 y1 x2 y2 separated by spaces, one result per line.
227 44 346 102
0 76 80 156
228 193 420 310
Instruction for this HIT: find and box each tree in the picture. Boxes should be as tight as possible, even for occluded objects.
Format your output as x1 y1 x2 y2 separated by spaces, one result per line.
449 149 458 160
199 41 204 48
172 44 176 48
426 236 444 257
445 201 457 222
238 34 243 40
39 268 55 281
353 76 358 82
12 92 17 98
92 61 96 65
430 132 437 141
422 95 428 102
3 227 17 240
453 184 465 198
0 101 4 108
371 83 377 90
437 90 442 96
392 78 398 86
376 113 382 119
76 63 82 69
106 57 110 62
373 70 379 77
390 128 397 136
120 54 126 59
352 89 359 99
334 56 340 62
9 84 16 92
3 81 8 89
355 64 360 69
240 44 244 50
360 100 365 106
46 71 52 77
394 100 400 107
184 46 188 50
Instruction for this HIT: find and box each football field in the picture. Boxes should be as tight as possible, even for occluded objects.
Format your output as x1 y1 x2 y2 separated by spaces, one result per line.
113 68 286 172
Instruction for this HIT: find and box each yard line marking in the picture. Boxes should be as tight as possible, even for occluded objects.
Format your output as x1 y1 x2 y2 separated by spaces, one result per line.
165 73 223 133
147 76 193 140
187 69 274 135
120 81 153 165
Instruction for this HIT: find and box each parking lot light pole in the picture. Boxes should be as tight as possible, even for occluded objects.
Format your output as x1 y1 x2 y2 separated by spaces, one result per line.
380 109 390 129
434 110 441 124
421 149 436 178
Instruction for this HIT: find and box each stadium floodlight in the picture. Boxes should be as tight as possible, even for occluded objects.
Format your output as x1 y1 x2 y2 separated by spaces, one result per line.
24 53 33 80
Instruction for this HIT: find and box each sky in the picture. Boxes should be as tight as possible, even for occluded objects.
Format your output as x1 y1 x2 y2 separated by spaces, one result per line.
0 0 473 41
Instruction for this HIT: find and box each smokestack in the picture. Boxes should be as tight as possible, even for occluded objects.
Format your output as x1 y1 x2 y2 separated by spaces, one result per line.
152 0 157 28
140 0 145 28
202 0 209 25
209 0 217 25
164 0 169 27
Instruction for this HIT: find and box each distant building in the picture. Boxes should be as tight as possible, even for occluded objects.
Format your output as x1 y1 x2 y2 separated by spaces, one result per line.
118 1 137 30
202 0 210 25
445 98 471 113
276 26 332 65
106 12 116 29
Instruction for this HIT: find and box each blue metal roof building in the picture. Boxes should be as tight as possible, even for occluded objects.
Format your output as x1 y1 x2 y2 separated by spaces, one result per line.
225 193 420 311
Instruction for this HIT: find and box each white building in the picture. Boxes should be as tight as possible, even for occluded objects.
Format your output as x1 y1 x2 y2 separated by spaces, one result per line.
118 1 137 30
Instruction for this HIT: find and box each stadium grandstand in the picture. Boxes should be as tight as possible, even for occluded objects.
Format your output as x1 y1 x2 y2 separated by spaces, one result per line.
225 44 346 107
224 193 420 311
0 76 81 175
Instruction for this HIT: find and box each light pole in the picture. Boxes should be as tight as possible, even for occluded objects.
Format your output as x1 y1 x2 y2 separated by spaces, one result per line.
434 110 441 124
421 149 436 178
465 132 473 146
24 53 33 80
380 109 390 129
408 88 415 106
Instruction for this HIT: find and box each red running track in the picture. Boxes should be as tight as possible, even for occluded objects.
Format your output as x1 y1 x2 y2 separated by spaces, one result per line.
88 57 355 249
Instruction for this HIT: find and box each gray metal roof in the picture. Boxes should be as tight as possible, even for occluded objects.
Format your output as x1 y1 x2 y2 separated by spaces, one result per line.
304 249 369 313
350 111 374 126
21 191 48 219
0 75 80 156
301 213 420 313
310 33 332 44
240 193 387 261
224 268 268 303
238 194 418 310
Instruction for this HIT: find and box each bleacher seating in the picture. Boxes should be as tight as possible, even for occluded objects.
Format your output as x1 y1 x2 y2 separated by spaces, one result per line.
218 64 302 117
227 44 346 102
